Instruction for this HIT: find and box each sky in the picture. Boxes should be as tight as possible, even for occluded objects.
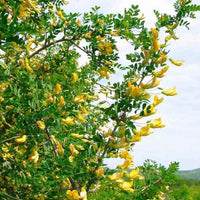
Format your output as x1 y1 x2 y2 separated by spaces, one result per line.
65 0 200 170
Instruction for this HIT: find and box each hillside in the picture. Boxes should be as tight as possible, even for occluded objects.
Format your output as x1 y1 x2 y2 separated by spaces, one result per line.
177 168 200 180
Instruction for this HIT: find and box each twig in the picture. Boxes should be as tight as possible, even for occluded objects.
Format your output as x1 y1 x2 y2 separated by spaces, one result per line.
141 178 162 192
1 192 22 200
45 127 59 157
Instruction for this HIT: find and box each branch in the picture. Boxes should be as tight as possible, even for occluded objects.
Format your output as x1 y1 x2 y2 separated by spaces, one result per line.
141 178 162 192
45 127 59 157
69 177 80 192
1 192 22 200
1 136 20 143
28 37 69 59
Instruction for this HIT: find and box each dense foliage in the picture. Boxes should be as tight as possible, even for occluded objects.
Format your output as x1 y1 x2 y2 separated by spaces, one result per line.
0 0 200 199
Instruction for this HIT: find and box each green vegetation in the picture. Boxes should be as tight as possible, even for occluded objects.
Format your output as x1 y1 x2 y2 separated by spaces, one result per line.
177 168 200 180
88 164 200 200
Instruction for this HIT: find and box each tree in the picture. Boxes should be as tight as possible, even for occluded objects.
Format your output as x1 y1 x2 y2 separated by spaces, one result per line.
0 0 199 199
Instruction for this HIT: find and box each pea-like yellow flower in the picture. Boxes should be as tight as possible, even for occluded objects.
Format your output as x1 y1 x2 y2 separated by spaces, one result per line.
98 66 113 79
141 77 160 89
25 57 34 73
118 181 135 193
70 133 84 139
162 87 178 96
71 73 78 84
66 190 80 200
69 144 79 156
108 172 124 182
169 58 184 66
73 95 86 103
54 83 62 95
57 96 65 107
29 150 39 163
0 82 9 93
150 118 165 128
76 19 82 27
127 81 142 99
126 134 141 143
156 52 167 64
98 41 113 55
143 104 157 116
152 39 160 52
153 65 169 78
85 31 92 38
62 116 75 126
15 135 27 143
57 141 64 155
151 28 159 39
139 124 153 136
76 113 85 123
125 168 140 180
56 10 65 20
153 95 164 107
37 121 45 130
96 167 104 178
117 159 134 170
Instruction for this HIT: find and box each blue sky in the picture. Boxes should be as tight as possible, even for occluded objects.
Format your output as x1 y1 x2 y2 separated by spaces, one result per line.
65 0 200 170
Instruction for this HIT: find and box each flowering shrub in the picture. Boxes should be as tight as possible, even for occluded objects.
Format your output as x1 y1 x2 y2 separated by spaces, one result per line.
0 0 199 199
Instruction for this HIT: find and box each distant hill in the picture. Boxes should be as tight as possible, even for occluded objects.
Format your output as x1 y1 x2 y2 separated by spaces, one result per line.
177 168 200 180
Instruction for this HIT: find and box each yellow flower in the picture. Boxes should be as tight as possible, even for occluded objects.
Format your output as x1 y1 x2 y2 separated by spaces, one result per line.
127 81 142 99
71 73 78 84
25 57 34 73
56 10 65 20
68 155 74 163
73 95 86 103
62 178 71 188
66 189 80 200
80 187 87 200
156 52 167 64
0 82 9 93
152 39 160 52
96 167 104 178
141 77 160 89
153 95 164 107
108 172 124 182
128 114 143 120
85 31 92 38
117 159 134 170
57 141 64 155
57 96 65 107
69 144 79 156
153 65 169 78
80 106 89 115
37 121 45 130
62 116 75 126
98 41 113 55
169 58 184 66
76 19 82 27
54 83 62 95
151 28 159 39
125 168 140 180
98 66 113 79
150 118 165 128
76 113 85 123
162 87 178 96
29 150 39 163
139 124 153 136
15 135 27 143
70 133 84 139
143 104 157 116
118 181 135 193
126 134 141 143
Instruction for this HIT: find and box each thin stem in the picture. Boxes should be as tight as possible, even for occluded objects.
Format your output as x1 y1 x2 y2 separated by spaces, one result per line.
45 127 59 157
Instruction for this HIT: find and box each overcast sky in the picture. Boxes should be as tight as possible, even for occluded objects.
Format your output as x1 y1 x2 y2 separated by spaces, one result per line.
65 0 200 170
